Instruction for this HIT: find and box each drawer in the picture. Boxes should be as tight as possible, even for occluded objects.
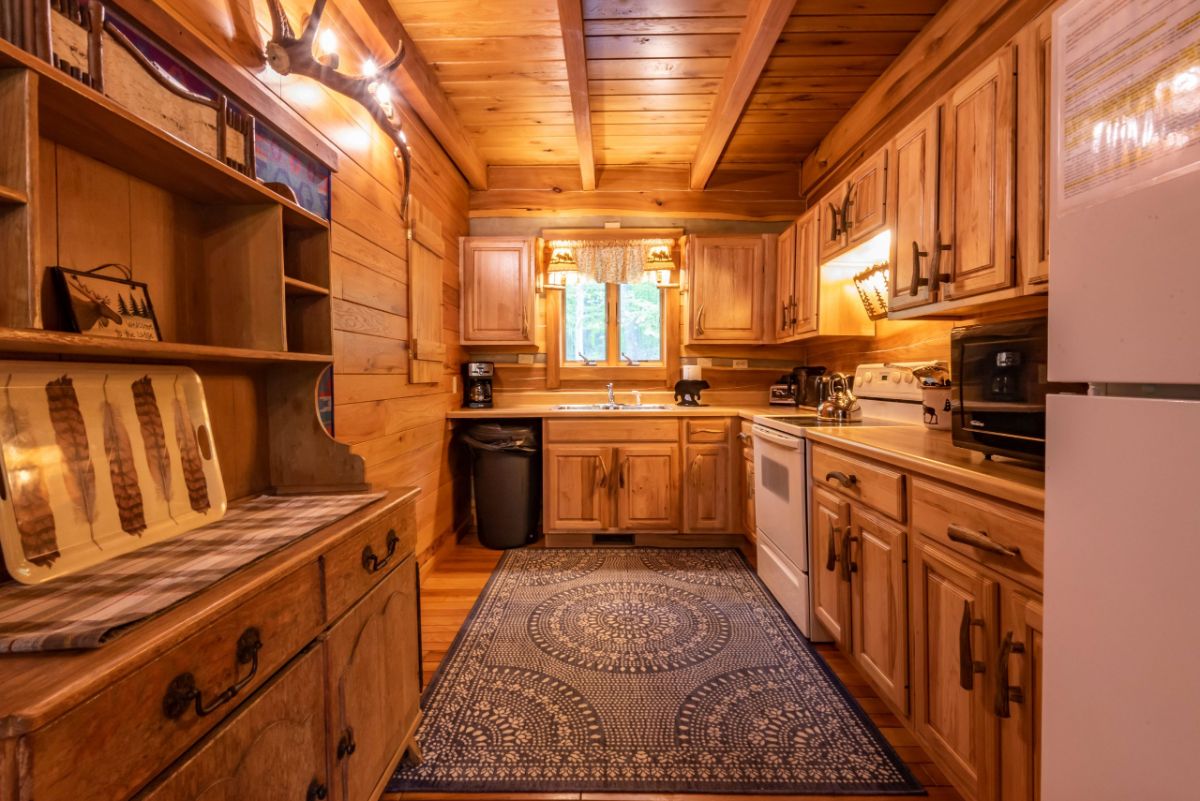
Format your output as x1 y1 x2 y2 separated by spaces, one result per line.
687 418 730 443
912 478 1043 590
811 445 906 521
323 501 416 621
30 561 324 801
545 418 678 442
136 645 328 801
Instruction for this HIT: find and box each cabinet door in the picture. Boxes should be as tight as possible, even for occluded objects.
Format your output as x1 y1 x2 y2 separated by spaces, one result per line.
999 587 1043 801
846 148 888 245
851 506 909 715
817 184 848 262
616 444 679 531
911 538 1000 801
684 444 731 532
460 237 533 344
741 444 756 542
792 209 819 335
688 236 766 343
939 50 1016 302
811 485 851 647
139 647 329 801
774 223 797 341
889 106 941 312
1017 11 1051 291
545 445 612 531
325 559 421 801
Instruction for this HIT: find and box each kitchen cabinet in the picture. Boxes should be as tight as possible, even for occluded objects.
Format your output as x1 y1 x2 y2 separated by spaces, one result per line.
684 444 731 532
1017 10 1052 291
850 506 909 715
459 236 535 345
544 445 613 532
774 222 797 340
811 485 851 646
845 148 888 246
888 106 941 312
817 183 849 263
685 235 767 344
775 208 871 342
616 445 680 531
737 422 756 542
999 588 1043 801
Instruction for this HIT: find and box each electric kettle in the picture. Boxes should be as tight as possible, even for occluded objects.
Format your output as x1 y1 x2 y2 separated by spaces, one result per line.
817 372 862 421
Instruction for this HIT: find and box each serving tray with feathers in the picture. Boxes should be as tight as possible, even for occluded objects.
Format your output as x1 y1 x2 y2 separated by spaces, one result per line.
0 362 226 584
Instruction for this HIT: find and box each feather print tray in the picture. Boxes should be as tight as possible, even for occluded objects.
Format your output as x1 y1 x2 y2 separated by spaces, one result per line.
0 362 226 584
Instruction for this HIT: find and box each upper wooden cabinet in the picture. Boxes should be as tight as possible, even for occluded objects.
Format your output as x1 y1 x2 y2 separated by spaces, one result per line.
773 223 797 341
1017 10 1052 291
845 148 888 246
888 106 941 313
459 236 535 345
685 235 767 344
938 50 1016 302
774 208 870 343
817 183 849 263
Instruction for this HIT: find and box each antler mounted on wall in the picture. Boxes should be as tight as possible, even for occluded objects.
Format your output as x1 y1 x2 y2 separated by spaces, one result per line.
264 0 413 219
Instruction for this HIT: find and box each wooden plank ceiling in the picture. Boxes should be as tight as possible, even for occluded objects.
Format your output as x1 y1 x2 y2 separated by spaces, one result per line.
370 0 946 181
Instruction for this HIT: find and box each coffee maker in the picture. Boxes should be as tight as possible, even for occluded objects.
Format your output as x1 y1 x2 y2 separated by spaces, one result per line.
461 362 494 409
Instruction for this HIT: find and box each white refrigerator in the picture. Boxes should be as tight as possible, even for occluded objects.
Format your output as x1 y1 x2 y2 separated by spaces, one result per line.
1044 1 1200 799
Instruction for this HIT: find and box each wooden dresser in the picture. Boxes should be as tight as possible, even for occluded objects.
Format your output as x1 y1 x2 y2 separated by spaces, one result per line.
0 488 420 801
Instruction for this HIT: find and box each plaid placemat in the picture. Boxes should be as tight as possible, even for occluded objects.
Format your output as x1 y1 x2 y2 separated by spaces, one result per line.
0 492 385 653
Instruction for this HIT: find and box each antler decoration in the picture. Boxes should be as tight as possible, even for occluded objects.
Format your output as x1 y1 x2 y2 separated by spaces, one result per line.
264 0 413 219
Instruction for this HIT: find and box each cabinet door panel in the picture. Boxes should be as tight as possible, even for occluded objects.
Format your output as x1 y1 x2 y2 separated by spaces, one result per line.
616 445 679 531
684 444 730 532
688 236 765 343
889 106 940 312
811 486 851 647
851 507 909 715
1017 11 1052 290
793 210 819 335
999 587 1043 801
774 223 796 341
545 445 612 531
912 538 999 801
847 149 887 245
817 185 848 262
940 51 1015 301
460 237 533 344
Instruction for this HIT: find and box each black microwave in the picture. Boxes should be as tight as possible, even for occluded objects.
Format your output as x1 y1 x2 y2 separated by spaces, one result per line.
951 318 1084 464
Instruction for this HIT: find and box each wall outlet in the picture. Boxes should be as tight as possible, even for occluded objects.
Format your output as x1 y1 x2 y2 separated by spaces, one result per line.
518 353 535 365
697 357 713 367
733 359 749 369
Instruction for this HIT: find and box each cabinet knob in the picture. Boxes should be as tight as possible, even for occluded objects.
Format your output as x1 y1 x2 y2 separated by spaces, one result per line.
307 779 328 801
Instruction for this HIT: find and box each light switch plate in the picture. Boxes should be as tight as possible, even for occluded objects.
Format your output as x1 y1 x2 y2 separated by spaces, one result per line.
518 353 535 365
733 359 749 369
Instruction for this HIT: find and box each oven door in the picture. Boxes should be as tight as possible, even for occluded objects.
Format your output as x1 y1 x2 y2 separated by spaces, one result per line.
752 424 808 572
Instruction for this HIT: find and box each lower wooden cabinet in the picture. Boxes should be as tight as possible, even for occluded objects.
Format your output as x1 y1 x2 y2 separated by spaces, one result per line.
850 506 909 715
998 588 1043 801
616 445 679 531
811 485 851 646
544 445 612 531
684 443 731 532
738 423 756 542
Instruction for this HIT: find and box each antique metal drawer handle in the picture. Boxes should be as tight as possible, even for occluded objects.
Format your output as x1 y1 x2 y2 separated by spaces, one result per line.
362 529 400 573
825 522 839 572
995 631 1026 718
337 727 357 760
958 601 987 691
163 627 263 720
825 470 858 488
839 528 859 582
947 524 1020 558
307 779 328 800
910 241 930 296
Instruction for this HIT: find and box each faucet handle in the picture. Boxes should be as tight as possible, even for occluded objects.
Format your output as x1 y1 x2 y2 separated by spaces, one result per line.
632 390 642 407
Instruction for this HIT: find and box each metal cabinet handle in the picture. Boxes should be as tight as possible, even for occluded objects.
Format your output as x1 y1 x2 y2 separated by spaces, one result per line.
696 305 706 336
789 297 799 328
959 600 987 690
825 471 858 489
362 529 400 573
931 229 953 283
825 521 839 572
337 727 357 760
736 432 750 442
948 524 1020 558
307 779 328 801
827 202 841 239
781 299 791 330
596 456 610 489
163 627 263 719
840 527 858 582
521 304 529 337
619 457 628 489
910 241 930 296
841 181 855 233
994 631 1026 718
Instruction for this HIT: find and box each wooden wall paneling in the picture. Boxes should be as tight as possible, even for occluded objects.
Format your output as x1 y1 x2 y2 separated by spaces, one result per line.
0 68 37 329
193 365 271 500
408 198 446 384
196 204 286 351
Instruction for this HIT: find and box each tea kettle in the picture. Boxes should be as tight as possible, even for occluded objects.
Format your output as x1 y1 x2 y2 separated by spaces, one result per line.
817 372 862 421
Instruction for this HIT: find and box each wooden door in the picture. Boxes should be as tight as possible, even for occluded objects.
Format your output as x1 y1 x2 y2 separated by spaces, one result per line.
138 647 329 801
325 559 421 801
683 444 731 532
851 507 909 715
687 236 765 343
911 538 1000 801
939 50 1016 301
460 237 533 344
1017 11 1052 291
889 106 941 312
615 444 679 531
846 148 888 246
792 209 819 335
774 223 796 341
817 184 848 262
811 485 851 647
999 587 1043 801
544 445 612 531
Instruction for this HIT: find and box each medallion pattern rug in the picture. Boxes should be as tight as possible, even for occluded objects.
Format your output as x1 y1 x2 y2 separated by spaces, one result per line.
389 548 923 795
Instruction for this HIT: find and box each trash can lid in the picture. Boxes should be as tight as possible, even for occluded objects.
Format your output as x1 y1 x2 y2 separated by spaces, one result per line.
461 423 538 452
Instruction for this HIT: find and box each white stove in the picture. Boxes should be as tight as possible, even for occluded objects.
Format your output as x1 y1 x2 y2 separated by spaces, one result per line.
750 362 937 639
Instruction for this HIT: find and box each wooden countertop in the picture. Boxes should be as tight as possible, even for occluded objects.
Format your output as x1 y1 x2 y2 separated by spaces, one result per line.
803 427 1045 511
447 404 782 419
0 488 418 735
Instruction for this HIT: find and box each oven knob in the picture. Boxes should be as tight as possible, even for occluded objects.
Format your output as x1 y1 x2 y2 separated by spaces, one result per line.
862 371 873 383
903 373 914 383
890 372 902 383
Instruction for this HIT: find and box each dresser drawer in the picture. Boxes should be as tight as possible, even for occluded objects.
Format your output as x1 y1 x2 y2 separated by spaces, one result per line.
912 478 1043 590
686 418 730 443
811 445 906 521
545 418 679 442
28 561 324 801
323 502 416 621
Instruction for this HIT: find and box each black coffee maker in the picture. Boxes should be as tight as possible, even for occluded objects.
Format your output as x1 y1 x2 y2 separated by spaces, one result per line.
461 362 494 408
673 379 710 407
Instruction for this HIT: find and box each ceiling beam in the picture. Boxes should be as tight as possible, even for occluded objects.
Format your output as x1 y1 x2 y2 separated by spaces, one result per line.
689 0 796 191
346 0 489 189
556 0 596 190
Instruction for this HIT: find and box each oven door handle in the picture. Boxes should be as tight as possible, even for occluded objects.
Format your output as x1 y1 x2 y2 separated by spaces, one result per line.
751 425 803 450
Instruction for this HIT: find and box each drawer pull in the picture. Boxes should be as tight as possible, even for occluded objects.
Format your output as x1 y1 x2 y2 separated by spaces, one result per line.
948 524 1020 558
693 428 724 435
337 727 357 760
825 470 858 489
736 432 750 442
361 529 400 573
163 627 263 720
307 779 328 801
825 522 838 572
958 601 987 691
995 631 1026 718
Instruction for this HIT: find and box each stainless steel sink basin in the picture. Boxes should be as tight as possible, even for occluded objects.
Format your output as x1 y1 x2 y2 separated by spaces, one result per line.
551 403 672 411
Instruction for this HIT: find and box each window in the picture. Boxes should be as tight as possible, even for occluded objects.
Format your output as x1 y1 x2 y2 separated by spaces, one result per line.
563 275 663 366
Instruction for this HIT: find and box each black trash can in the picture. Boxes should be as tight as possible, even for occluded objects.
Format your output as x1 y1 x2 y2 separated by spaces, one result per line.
461 422 540 549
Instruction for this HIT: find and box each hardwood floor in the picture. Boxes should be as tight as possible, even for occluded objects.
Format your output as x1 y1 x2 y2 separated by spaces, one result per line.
388 536 965 801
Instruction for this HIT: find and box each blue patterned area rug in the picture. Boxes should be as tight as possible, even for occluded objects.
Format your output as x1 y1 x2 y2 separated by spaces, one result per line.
389 548 924 795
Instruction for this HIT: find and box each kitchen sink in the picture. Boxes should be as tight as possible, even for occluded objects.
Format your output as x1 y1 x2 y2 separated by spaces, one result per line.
551 403 673 411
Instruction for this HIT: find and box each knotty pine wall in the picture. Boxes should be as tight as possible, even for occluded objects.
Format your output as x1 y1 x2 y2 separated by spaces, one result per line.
154 0 472 566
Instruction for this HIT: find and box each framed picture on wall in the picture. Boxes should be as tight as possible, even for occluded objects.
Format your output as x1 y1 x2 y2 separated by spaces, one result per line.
49 265 162 342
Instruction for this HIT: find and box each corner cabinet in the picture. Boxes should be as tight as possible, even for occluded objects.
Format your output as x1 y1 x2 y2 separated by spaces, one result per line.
1017 9 1053 292
459 237 535 345
684 235 768 344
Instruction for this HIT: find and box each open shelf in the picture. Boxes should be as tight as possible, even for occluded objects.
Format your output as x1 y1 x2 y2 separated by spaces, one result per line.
0 185 27 205
0 327 332 365
284 276 331 297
